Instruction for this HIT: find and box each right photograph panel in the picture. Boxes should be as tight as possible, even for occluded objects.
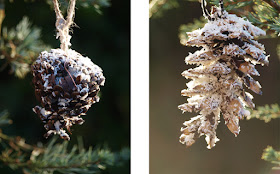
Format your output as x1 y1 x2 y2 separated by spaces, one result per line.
150 0 280 173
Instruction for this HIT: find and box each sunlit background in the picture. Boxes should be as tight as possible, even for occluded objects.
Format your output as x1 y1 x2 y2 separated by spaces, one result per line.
150 1 280 174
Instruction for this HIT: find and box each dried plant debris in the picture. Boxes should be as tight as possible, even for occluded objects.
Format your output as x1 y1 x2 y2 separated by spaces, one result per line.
178 6 269 149
32 49 105 140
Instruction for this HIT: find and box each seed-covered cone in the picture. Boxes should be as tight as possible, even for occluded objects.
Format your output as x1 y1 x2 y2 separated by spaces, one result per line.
178 6 269 149
32 49 105 140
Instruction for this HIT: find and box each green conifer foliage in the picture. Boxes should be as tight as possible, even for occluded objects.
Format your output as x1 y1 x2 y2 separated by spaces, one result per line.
150 0 280 170
0 0 130 173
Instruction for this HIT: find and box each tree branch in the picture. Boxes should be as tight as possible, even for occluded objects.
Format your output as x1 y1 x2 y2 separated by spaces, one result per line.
263 0 280 12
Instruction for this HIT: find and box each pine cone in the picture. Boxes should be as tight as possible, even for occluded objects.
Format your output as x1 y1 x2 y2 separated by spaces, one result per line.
178 7 269 149
32 49 105 140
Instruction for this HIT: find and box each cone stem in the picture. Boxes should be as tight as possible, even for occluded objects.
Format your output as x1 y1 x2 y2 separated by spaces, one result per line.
53 0 76 53
201 0 211 20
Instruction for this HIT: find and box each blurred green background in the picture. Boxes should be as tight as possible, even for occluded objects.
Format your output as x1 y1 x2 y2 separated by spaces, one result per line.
150 1 280 174
0 0 130 173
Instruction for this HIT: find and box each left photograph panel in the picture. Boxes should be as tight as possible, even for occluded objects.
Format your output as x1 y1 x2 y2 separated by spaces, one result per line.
0 0 130 173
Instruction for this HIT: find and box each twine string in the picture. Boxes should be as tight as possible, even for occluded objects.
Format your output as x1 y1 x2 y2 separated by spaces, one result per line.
53 0 78 89
53 0 76 53
219 0 224 16
219 0 224 11
201 0 225 20
201 0 211 20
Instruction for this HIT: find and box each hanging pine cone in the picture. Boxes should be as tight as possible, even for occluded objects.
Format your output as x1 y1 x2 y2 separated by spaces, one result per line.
32 49 105 140
178 6 269 149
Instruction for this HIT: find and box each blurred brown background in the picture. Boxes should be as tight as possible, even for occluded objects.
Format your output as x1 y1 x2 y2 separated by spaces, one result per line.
150 1 280 174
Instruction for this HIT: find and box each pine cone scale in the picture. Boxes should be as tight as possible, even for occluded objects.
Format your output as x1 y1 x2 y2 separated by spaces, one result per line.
32 49 105 140
179 6 269 149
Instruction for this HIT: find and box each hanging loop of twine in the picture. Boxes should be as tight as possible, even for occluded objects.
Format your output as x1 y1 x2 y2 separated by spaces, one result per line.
219 0 224 12
53 0 76 53
201 0 224 21
201 0 211 20
201 0 211 21
53 0 78 89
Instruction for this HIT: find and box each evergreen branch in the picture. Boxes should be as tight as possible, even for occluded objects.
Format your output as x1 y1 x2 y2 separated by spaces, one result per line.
0 111 130 173
209 0 253 11
0 110 12 127
149 0 179 18
262 146 280 169
262 0 280 12
247 104 280 123
212 0 280 36
0 132 129 174
150 0 280 41
0 16 50 78
179 17 207 45
177 0 280 47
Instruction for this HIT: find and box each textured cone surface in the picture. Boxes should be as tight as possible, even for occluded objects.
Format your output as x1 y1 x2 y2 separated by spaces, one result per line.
32 49 105 140
179 7 269 149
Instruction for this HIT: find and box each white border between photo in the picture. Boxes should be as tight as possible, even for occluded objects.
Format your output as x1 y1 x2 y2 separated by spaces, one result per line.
131 0 149 173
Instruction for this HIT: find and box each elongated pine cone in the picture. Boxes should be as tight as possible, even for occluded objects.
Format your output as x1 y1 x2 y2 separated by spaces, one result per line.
32 49 105 140
178 6 269 149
